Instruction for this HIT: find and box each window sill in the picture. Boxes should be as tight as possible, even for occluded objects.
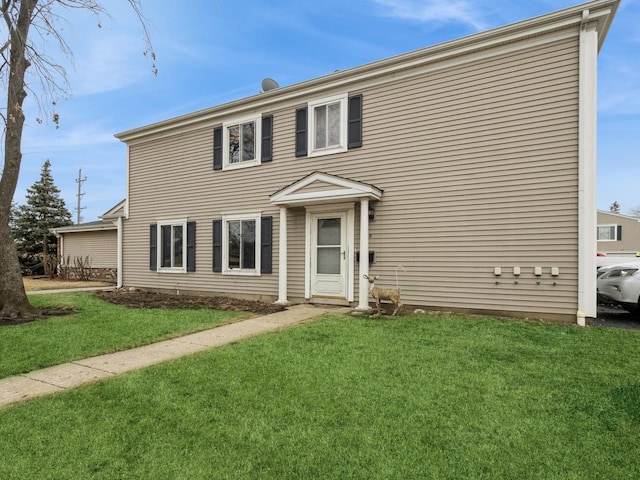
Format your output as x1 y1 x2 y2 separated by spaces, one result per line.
308 146 347 158
158 268 187 274
222 270 261 276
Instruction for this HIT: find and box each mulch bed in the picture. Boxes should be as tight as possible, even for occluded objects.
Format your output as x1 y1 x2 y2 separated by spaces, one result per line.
94 289 286 315
1 290 285 327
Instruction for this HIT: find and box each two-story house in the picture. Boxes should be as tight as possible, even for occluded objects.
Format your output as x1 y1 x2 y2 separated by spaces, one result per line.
114 0 619 323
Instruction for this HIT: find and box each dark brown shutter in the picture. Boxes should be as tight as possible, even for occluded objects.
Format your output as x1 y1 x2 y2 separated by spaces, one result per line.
617 225 622 241
186 221 196 272
212 219 222 272
149 224 157 271
261 115 273 163
261 216 273 274
213 127 223 170
295 107 308 157
348 94 363 149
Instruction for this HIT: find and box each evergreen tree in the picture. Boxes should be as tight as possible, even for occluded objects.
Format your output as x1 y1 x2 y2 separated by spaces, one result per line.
13 160 72 275
609 201 621 214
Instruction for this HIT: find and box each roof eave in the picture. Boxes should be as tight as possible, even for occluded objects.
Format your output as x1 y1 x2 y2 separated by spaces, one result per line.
115 0 619 144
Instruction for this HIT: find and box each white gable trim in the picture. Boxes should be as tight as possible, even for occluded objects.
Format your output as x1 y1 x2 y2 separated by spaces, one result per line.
270 172 383 207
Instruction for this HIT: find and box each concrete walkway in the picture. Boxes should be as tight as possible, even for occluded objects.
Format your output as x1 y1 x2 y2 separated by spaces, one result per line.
0 304 349 408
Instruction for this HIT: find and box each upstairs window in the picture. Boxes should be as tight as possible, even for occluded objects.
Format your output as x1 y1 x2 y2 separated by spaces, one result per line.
213 115 273 170
295 93 362 158
224 116 260 169
308 94 348 157
228 121 256 164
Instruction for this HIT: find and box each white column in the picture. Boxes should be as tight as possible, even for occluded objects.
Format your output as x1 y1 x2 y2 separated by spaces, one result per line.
577 12 598 325
275 206 290 305
356 198 371 310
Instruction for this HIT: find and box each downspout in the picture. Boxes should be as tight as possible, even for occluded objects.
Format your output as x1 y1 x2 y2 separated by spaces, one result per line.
577 9 598 326
52 230 63 273
118 144 130 289
116 216 123 288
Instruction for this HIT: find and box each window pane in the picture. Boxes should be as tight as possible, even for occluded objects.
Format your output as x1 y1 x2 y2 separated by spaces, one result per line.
317 218 341 246
242 220 256 269
173 225 183 268
317 247 341 274
228 125 240 163
597 226 615 240
161 225 171 268
327 102 341 146
314 105 327 149
241 122 255 161
228 221 241 268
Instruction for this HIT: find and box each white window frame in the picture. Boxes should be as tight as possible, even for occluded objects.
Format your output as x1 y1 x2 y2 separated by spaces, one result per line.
308 93 348 158
222 213 261 276
597 224 618 242
157 219 187 273
223 115 261 170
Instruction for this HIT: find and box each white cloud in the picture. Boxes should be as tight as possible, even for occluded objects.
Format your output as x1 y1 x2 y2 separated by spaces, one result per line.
370 0 487 31
70 33 150 96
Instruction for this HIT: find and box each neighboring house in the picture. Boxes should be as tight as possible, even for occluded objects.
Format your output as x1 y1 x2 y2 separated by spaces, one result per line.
51 200 125 281
114 0 619 323
597 210 640 255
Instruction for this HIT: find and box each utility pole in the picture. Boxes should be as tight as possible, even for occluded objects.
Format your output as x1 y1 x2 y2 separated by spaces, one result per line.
75 168 87 224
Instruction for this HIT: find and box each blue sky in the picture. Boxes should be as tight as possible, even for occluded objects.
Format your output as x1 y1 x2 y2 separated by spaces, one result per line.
12 0 640 221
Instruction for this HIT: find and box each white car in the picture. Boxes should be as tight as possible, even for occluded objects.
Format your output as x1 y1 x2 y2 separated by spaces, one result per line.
597 262 640 314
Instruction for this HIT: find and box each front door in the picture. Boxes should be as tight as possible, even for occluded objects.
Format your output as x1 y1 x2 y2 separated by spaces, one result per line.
310 213 347 298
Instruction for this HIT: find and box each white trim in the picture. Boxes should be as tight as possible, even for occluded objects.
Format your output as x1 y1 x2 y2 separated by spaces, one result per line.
157 218 188 274
52 222 116 234
58 235 64 261
357 198 371 310
221 213 262 276
116 216 123 288
222 114 261 171
270 172 382 207
275 207 289 305
125 145 130 219
308 93 348 157
577 12 598 323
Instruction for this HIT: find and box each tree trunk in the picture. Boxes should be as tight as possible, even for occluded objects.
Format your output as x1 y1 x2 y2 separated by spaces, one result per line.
0 0 40 320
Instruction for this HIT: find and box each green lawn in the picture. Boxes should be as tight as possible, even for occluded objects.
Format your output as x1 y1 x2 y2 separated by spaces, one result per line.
0 292 247 378
1 314 639 479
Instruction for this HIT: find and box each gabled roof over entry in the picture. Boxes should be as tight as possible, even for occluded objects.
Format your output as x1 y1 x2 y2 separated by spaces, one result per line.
270 171 383 207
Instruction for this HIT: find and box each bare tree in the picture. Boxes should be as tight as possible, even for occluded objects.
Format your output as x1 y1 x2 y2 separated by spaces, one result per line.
630 206 640 219
0 1 153 320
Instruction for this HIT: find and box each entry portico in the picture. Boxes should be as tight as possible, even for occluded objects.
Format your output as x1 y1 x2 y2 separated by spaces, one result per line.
270 172 383 309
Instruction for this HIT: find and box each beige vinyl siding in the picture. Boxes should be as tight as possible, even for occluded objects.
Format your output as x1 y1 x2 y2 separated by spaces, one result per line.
123 34 580 318
597 212 640 254
62 230 117 268
355 37 579 317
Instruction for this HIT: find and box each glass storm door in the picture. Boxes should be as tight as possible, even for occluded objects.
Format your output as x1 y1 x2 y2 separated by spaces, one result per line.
310 214 347 298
